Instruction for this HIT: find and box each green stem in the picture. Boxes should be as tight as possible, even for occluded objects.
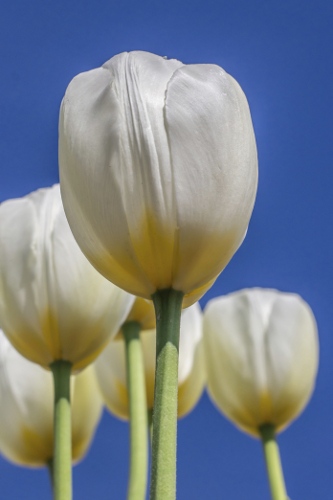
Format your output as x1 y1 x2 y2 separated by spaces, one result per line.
123 321 149 500
147 407 153 447
47 458 54 494
149 288 184 500
259 424 288 500
50 360 72 500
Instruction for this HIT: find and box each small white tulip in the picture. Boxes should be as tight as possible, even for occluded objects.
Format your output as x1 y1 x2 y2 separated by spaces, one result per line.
95 302 205 418
0 330 102 466
203 289 319 436
59 50 258 307
0 185 134 370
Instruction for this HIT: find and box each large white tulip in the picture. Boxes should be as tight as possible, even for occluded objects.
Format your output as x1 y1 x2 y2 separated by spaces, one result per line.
0 185 134 370
95 302 205 418
0 330 102 467
59 51 258 307
203 289 319 436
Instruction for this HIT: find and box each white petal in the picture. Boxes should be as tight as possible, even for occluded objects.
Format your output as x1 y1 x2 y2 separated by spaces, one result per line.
95 303 205 419
94 336 129 419
71 365 103 462
203 289 319 436
60 52 183 296
165 65 258 294
0 185 135 369
178 303 205 417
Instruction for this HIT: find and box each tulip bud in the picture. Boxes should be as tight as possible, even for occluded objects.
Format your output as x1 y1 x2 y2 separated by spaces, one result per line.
203 289 319 436
95 302 205 418
0 330 102 467
59 50 258 307
0 185 135 370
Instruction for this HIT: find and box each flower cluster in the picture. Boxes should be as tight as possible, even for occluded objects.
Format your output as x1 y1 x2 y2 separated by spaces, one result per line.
0 51 318 500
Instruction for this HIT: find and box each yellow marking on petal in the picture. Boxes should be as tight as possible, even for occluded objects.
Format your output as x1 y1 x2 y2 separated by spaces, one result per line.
258 390 274 423
5 325 54 370
71 341 109 373
40 308 62 361
130 209 177 291
114 297 156 341
86 208 243 308
72 437 90 462
174 227 242 296
126 297 156 330
85 209 176 298
145 372 155 411
107 380 129 420
20 425 53 465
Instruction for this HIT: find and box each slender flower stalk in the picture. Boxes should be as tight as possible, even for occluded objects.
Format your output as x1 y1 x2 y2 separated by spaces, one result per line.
123 321 148 500
51 360 72 500
148 408 153 446
260 424 287 500
150 289 184 500
47 459 54 492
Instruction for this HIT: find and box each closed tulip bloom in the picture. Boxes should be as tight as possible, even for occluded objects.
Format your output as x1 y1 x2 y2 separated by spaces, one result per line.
0 185 134 371
59 50 258 307
95 302 205 418
0 330 102 467
204 289 319 436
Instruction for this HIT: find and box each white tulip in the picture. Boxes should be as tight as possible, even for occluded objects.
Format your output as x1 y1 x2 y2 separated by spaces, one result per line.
0 330 102 467
203 289 319 436
0 185 134 370
95 302 205 418
59 51 258 307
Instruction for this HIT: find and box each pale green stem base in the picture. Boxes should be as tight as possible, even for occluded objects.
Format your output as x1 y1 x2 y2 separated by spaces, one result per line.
149 288 184 500
123 321 148 500
50 360 72 500
260 424 288 500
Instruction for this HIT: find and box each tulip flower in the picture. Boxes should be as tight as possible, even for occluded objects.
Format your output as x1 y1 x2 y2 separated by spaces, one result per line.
0 330 102 468
0 185 134 500
59 50 257 499
203 288 319 500
95 302 204 420
59 50 257 307
0 184 134 372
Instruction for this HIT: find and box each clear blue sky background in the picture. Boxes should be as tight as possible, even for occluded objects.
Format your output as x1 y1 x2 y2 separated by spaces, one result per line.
0 0 332 498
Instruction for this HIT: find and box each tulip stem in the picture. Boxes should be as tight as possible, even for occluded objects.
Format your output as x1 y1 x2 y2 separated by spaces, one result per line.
150 288 184 500
51 360 72 500
123 321 149 500
260 424 288 500
148 407 153 446
47 458 54 492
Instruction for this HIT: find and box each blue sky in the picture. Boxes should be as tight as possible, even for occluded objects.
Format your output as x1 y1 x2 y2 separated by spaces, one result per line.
1 0 332 498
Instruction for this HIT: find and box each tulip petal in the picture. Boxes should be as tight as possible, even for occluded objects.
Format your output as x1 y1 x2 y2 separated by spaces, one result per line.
165 64 258 294
60 52 184 296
